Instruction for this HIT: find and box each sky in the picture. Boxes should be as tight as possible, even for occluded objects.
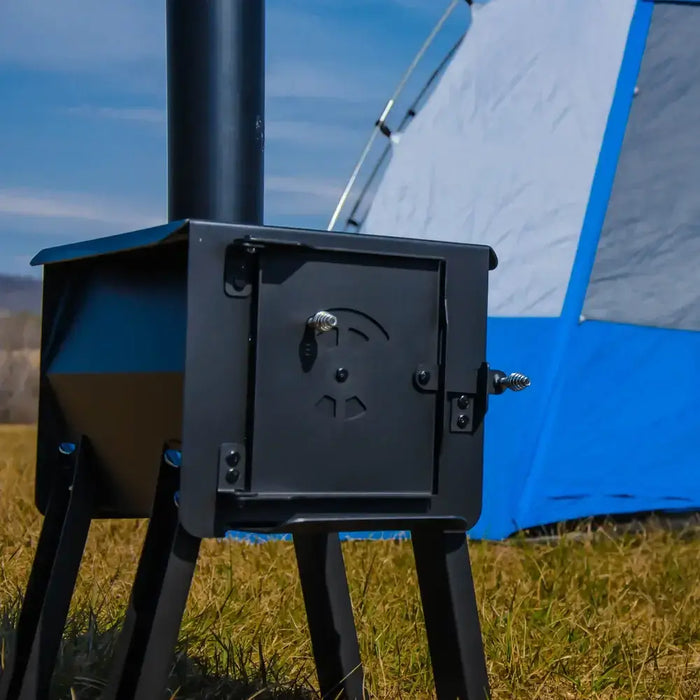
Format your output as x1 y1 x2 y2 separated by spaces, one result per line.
0 0 469 277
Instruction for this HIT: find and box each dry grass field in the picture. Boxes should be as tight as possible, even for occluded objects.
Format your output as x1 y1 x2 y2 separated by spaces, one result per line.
1 425 700 699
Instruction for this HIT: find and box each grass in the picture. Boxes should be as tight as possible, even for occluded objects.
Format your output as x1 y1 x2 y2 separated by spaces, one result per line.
1 425 700 699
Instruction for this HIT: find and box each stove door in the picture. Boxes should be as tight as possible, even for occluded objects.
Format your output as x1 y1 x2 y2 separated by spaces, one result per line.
250 245 443 499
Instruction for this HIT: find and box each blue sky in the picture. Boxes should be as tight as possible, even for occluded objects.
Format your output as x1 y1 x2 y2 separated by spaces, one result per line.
0 0 468 277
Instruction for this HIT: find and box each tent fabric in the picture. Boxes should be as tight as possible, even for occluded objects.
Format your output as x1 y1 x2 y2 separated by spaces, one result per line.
469 318 700 539
479 0 657 539
514 320 700 533
472 317 560 538
361 0 637 318
348 0 700 540
582 2 700 332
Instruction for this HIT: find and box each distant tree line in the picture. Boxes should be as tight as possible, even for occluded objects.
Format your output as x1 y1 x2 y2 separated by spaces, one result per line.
0 312 41 423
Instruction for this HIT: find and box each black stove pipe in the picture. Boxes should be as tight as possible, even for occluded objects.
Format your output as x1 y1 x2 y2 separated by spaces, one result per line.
167 0 265 224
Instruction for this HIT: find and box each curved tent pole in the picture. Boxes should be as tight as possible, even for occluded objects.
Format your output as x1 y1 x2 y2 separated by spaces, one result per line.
343 33 465 231
327 0 468 231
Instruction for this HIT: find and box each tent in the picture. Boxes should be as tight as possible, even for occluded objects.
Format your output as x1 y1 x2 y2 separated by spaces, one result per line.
334 0 700 539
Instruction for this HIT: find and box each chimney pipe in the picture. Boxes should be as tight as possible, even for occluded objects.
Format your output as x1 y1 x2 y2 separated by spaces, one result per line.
166 0 265 225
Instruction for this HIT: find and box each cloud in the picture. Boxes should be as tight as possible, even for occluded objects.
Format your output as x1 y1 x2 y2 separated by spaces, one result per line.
0 0 163 74
267 176 341 201
62 105 166 124
0 180 337 230
0 1 390 102
0 0 458 238
266 119 363 148
387 0 447 10
266 61 376 103
266 176 342 218
0 188 162 230
0 0 424 108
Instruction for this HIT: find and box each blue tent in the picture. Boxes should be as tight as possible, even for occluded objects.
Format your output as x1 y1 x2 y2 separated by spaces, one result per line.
337 0 700 539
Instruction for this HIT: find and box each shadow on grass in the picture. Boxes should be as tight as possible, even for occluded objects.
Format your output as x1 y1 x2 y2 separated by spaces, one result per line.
1 603 319 700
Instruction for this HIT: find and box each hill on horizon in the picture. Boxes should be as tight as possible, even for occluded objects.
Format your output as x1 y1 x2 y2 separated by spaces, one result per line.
0 274 42 315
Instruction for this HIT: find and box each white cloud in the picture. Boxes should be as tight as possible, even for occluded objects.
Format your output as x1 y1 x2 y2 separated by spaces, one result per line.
267 60 374 102
267 176 341 200
0 180 337 229
388 0 445 10
266 119 362 147
266 175 343 218
0 0 390 103
0 188 162 230
0 0 428 109
0 0 163 74
0 0 453 235
63 105 165 124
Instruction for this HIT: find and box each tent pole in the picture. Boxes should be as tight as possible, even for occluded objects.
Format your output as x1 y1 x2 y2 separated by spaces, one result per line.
327 0 465 231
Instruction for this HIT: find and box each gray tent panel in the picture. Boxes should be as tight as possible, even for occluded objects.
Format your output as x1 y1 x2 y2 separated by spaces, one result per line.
582 3 700 332
362 0 636 318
